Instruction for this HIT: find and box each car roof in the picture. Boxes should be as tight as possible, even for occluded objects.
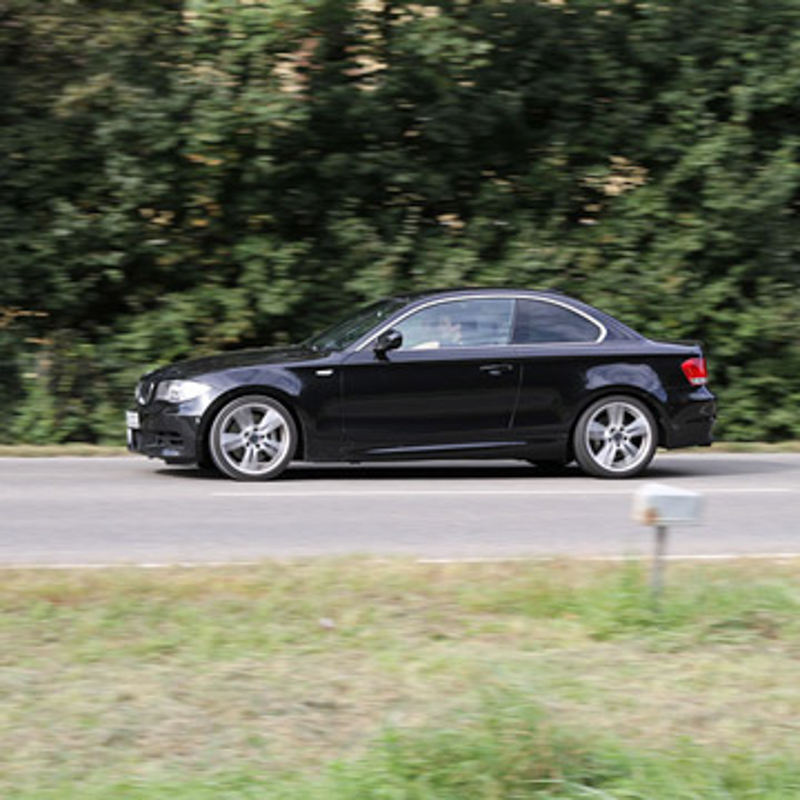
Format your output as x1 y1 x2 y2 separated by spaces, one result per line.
390 287 567 303
380 287 643 342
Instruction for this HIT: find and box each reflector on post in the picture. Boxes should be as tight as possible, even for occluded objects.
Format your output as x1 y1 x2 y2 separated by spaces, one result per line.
632 482 703 527
632 483 704 609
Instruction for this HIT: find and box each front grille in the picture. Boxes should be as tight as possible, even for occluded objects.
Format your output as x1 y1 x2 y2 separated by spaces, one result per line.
154 432 184 449
135 379 155 405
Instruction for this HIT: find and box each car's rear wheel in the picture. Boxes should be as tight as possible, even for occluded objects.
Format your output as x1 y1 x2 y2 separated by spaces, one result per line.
209 395 297 481
573 395 657 479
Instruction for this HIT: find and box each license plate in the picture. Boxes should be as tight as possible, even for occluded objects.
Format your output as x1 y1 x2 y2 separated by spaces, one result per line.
126 410 140 430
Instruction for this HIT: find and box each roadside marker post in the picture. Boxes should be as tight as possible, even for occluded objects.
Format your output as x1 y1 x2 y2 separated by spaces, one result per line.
632 483 704 608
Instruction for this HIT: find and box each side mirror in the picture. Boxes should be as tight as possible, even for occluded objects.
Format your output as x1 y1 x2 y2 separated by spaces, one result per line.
373 329 403 359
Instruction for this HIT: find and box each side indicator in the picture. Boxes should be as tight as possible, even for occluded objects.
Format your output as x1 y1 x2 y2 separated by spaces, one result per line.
315 369 334 377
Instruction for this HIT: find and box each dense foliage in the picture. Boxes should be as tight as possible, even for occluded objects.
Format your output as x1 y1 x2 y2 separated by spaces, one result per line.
1 0 798 443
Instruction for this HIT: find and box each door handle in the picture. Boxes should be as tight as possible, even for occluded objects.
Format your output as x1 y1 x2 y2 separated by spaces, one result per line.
479 363 514 377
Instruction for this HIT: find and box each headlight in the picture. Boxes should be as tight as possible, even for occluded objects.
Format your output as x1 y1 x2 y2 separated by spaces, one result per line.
154 379 210 404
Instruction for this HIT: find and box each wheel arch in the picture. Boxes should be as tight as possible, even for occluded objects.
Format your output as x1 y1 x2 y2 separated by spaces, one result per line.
198 386 307 466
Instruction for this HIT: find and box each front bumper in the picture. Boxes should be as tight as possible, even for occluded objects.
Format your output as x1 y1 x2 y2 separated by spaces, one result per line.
127 403 202 464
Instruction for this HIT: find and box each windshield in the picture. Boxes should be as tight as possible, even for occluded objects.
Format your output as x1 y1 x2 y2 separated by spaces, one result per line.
305 298 407 351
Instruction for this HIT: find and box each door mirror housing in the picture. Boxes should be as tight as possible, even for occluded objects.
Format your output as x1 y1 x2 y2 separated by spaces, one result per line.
373 329 403 359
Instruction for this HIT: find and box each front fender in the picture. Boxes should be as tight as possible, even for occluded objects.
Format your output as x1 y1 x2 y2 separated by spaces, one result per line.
195 364 342 463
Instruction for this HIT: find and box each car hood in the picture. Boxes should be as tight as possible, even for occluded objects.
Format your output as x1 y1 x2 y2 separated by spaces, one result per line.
151 345 323 380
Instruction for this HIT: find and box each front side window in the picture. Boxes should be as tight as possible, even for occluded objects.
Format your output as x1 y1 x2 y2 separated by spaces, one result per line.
395 299 514 350
511 299 602 344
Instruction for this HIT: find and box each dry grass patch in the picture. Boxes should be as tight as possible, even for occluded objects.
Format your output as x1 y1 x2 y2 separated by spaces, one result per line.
0 444 130 457
1 559 799 797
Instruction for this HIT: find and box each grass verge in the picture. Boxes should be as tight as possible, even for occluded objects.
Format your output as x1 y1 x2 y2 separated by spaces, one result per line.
2 559 800 797
695 440 800 453
0 444 130 457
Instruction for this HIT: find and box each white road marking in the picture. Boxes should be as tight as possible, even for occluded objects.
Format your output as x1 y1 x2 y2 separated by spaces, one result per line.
3 553 800 570
211 487 795 498
0 561 263 570
418 553 800 564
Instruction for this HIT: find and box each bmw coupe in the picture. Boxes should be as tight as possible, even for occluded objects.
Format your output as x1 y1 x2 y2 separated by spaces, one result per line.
127 288 716 479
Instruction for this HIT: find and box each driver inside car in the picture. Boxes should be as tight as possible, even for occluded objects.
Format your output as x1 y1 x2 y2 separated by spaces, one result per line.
409 314 463 349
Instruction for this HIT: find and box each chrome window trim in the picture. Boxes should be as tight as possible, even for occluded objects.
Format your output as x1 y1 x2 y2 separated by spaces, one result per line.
353 294 607 352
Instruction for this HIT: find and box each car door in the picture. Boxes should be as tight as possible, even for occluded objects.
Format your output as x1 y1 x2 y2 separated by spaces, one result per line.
339 297 522 458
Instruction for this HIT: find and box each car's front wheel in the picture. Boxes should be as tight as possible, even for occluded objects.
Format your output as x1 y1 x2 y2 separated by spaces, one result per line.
209 395 297 481
573 395 657 479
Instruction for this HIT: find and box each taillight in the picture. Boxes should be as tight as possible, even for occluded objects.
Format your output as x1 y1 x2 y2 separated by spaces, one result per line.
681 357 708 386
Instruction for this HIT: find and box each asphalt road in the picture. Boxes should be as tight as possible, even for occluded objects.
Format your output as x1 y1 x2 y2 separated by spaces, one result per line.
1 453 798 566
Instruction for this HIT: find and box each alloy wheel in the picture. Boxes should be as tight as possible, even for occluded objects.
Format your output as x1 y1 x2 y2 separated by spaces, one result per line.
575 396 657 478
210 395 296 480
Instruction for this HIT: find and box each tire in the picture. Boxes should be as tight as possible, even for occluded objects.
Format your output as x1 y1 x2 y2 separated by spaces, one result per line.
573 395 657 479
209 395 297 481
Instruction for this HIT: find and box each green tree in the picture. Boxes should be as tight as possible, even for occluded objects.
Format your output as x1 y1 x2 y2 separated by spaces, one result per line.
1 0 798 442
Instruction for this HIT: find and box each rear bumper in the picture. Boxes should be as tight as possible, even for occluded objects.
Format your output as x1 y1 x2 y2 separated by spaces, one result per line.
127 404 201 464
662 389 717 449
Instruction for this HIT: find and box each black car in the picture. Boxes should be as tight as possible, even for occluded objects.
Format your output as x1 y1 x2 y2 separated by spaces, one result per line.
127 288 716 480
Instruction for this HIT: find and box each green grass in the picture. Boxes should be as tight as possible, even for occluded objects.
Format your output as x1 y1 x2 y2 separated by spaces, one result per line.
0 444 130 457
691 440 800 453
2 559 800 798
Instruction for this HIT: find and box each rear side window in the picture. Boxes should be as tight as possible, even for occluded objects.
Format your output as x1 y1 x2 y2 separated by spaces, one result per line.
512 299 601 344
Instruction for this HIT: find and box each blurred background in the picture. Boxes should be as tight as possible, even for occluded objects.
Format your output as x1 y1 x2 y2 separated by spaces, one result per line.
1 0 798 445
